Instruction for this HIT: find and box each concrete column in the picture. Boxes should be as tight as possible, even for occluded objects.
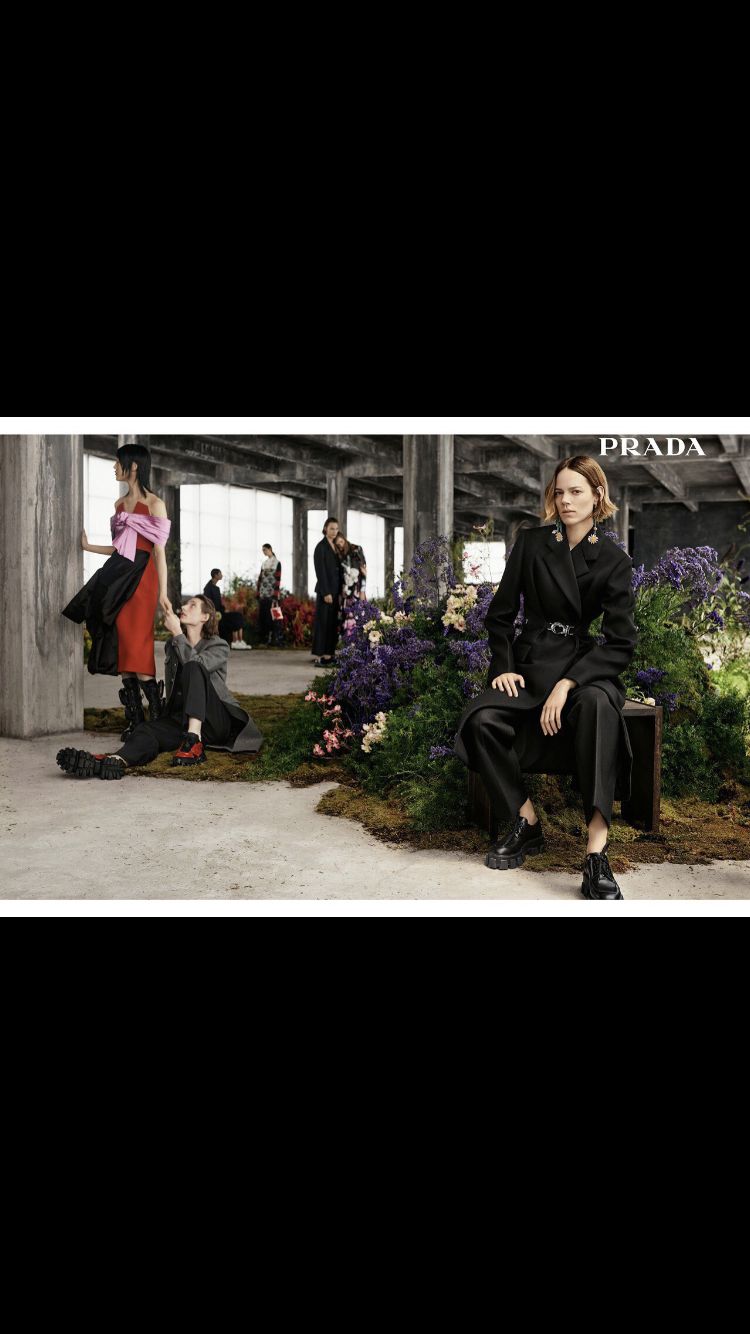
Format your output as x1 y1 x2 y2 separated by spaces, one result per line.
384 518 396 595
152 467 182 604
0 435 84 738
617 487 631 551
403 434 455 571
293 499 310 600
326 471 349 527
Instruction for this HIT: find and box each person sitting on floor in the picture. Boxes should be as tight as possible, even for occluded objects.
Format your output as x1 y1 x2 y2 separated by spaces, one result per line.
57 595 263 780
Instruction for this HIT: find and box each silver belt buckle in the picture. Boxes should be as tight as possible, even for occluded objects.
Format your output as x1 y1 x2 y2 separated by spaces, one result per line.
549 621 570 636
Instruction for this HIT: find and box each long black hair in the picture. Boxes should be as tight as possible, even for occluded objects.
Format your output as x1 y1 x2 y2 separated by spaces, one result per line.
117 443 152 498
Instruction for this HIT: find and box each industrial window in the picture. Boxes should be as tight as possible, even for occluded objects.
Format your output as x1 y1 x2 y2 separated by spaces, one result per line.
181 485 294 598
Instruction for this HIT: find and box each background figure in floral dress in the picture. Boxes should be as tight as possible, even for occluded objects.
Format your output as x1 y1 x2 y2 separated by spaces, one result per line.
335 533 367 639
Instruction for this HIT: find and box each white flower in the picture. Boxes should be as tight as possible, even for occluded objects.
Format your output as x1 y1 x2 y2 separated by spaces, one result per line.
369 631 382 647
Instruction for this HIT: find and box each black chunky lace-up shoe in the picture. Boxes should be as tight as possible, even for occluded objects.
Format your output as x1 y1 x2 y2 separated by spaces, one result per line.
485 815 545 871
57 749 127 780
581 843 623 900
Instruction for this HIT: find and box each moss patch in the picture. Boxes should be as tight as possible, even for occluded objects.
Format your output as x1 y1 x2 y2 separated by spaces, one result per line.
84 696 301 783
316 773 750 871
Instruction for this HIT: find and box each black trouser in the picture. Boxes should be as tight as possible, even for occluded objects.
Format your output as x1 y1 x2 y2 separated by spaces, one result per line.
116 660 235 766
259 598 283 645
313 596 339 657
463 685 621 829
219 611 245 644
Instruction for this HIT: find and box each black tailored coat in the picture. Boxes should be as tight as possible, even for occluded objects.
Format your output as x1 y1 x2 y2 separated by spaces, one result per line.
453 523 638 803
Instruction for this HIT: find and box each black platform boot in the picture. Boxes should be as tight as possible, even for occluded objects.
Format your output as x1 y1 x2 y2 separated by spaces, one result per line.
581 842 624 900
57 749 126 780
486 815 546 871
119 677 145 742
140 677 166 723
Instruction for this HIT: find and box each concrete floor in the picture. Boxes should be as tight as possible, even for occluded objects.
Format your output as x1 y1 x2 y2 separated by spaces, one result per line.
1 729 749 901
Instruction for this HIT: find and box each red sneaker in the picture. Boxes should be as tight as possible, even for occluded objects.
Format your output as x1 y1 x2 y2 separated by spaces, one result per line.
172 733 207 768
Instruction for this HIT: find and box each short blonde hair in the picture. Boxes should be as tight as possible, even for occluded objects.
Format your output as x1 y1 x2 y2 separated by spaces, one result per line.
542 456 618 523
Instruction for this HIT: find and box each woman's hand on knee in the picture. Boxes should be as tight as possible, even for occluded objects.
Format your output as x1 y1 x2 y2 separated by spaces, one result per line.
491 672 526 698
541 681 573 735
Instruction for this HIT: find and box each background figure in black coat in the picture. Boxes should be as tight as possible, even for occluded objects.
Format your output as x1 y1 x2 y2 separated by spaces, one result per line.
454 459 638 879
313 518 343 664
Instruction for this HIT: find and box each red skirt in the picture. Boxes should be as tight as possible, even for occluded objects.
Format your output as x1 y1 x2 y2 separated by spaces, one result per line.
116 553 158 676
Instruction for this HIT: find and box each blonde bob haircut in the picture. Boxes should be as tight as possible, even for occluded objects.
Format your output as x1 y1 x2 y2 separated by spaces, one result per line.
542 456 618 524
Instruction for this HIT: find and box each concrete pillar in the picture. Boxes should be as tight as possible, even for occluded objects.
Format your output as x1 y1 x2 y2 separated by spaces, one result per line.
384 518 396 595
326 471 349 527
0 435 84 738
403 435 455 571
152 467 182 604
617 487 631 552
293 499 310 600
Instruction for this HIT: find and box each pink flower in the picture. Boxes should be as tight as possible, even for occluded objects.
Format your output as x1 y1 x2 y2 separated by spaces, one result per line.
313 744 325 757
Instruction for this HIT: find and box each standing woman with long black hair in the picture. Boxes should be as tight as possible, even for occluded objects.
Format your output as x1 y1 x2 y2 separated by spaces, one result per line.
62 443 173 740
453 456 638 901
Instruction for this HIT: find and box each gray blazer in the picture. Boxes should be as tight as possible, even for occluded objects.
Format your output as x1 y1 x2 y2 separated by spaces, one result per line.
164 634 264 755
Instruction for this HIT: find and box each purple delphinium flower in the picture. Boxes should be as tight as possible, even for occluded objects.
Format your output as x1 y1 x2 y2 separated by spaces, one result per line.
403 536 457 608
346 598 386 642
636 668 668 690
330 628 434 729
466 584 496 638
636 546 722 605
655 691 679 713
430 744 455 760
601 528 628 553
447 639 491 674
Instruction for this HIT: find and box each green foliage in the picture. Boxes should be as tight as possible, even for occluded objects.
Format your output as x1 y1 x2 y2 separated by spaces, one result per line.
660 688 750 801
700 688 750 782
240 678 335 783
713 661 750 699
624 587 709 717
660 722 722 803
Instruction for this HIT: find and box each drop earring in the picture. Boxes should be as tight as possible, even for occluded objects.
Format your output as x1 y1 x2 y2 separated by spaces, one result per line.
588 500 600 545
555 514 565 543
